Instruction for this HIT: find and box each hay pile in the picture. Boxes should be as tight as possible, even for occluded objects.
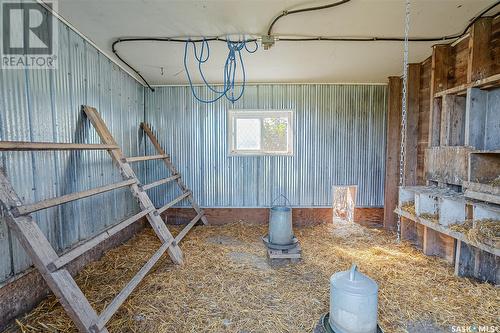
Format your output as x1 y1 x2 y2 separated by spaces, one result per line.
490 176 500 187
451 219 500 248
420 213 439 224
401 202 415 215
7 222 500 333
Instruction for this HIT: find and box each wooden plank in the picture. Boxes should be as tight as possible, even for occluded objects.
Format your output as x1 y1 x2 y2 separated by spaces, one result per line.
0 141 118 151
440 95 466 146
429 44 450 146
455 240 499 284
83 106 184 265
405 64 420 186
124 154 168 163
472 73 500 89
424 146 471 185
142 174 180 191
463 181 500 196
92 240 172 332
433 73 500 98
141 123 209 225
268 251 302 259
464 190 500 205
157 191 192 214
0 171 106 333
15 179 136 216
467 18 493 83
174 212 203 244
434 84 468 97
48 208 154 272
383 77 402 231
400 217 417 243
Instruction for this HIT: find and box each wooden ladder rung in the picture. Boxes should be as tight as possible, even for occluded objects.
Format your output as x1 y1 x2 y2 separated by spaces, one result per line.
142 174 180 191
157 191 192 214
47 208 154 272
14 179 137 216
174 212 203 244
91 239 173 332
0 141 119 151
124 154 168 163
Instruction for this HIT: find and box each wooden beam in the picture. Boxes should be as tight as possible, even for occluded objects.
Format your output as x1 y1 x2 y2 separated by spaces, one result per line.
429 44 450 147
48 208 154 272
142 174 180 191
467 18 493 83
0 141 118 151
92 239 173 332
384 77 402 230
174 212 203 245
158 191 192 214
124 154 168 163
404 64 420 186
15 179 136 216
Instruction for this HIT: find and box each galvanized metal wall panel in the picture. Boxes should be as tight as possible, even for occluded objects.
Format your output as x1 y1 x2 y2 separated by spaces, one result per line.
0 8 144 284
144 84 387 209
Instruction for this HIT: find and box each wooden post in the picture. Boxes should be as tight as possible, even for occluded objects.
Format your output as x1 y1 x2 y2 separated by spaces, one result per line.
429 44 450 147
384 77 402 230
467 18 493 83
404 64 420 186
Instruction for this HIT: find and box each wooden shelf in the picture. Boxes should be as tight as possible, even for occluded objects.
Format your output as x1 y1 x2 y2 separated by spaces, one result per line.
463 181 500 205
395 208 499 257
0 141 118 151
434 73 500 98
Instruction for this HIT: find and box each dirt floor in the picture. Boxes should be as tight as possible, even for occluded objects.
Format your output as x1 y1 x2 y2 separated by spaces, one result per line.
6 221 500 333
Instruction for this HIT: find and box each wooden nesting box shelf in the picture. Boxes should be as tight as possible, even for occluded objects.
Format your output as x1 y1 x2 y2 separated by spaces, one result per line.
395 186 499 284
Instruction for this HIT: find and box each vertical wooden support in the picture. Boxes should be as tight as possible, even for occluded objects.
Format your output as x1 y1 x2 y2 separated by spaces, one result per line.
384 77 402 230
429 45 450 147
467 18 493 83
404 64 420 186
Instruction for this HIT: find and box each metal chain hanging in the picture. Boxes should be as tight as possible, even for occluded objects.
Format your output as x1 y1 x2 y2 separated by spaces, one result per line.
397 0 411 243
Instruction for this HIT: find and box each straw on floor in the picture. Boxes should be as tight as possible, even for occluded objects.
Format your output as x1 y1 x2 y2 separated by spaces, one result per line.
10 221 500 333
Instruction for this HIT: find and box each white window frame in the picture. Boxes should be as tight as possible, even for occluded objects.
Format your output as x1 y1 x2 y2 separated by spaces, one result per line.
228 110 294 156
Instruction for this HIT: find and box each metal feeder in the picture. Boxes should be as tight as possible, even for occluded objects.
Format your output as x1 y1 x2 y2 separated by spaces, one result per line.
262 194 301 262
314 264 382 333
313 313 384 333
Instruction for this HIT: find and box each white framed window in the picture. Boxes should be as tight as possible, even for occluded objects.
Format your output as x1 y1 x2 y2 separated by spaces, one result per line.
228 110 293 156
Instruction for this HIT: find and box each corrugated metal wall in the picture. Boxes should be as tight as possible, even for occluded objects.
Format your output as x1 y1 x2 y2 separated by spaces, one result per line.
144 84 387 209
0 6 144 283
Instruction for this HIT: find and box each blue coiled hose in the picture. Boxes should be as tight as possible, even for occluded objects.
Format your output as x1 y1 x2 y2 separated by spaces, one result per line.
184 38 258 104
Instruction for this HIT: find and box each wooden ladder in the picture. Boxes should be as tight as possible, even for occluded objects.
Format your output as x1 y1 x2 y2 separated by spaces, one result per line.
0 105 205 332
140 122 208 241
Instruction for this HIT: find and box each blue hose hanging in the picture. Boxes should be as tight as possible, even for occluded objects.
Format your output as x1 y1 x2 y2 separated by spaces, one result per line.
184 38 258 104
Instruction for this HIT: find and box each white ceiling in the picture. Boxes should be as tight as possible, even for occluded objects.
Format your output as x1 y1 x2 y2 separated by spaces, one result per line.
55 0 497 86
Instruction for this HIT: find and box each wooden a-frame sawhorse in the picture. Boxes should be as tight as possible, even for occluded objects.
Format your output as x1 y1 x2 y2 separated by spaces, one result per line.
0 105 206 332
